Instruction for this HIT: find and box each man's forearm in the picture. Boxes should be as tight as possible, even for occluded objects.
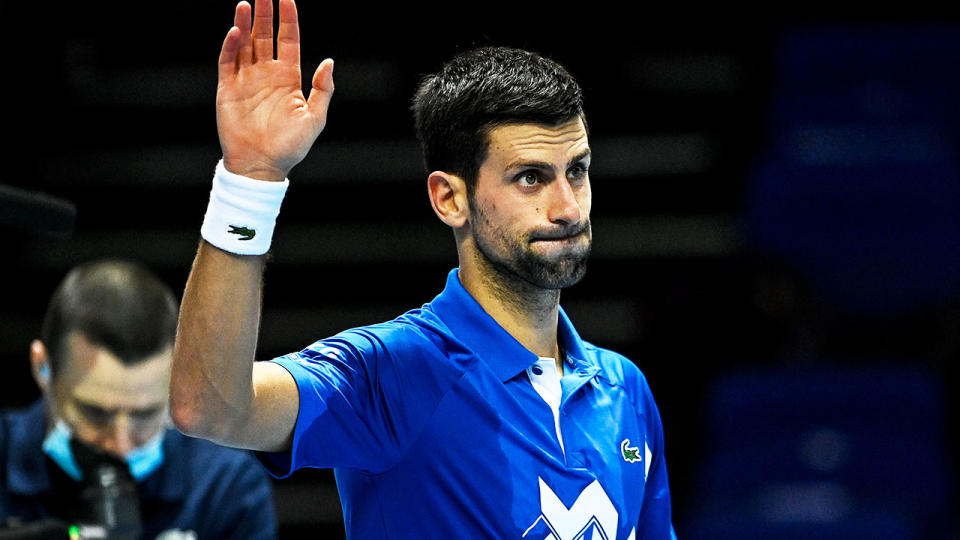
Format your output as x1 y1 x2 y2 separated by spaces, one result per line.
170 240 265 442
170 0 330 451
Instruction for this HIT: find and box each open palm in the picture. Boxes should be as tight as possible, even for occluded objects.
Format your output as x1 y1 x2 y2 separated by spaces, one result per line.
216 0 333 182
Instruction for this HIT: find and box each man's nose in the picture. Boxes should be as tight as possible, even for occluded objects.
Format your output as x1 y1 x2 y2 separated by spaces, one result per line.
546 177 582 226
101 413 136 456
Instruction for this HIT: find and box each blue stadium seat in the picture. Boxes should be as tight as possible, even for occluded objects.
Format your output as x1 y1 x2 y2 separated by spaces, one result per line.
742 159 960 318
685 363 953 539
742 24 960 318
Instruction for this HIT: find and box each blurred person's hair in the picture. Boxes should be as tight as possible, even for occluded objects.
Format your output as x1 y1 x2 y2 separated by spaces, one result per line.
41 259 178 374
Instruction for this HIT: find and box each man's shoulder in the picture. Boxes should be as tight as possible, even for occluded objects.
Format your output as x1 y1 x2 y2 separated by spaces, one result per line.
0 401 44 425
290 305 468 366
344 305 453 347
0 401 46 450
580 341 651 394
146 430 276 538
154 429 270 499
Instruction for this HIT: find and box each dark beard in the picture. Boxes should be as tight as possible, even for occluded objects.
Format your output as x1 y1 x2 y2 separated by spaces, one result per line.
471 218 592 291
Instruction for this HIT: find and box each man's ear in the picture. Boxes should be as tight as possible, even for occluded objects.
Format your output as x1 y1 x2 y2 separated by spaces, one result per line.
30 339 52 393
427 171 469 229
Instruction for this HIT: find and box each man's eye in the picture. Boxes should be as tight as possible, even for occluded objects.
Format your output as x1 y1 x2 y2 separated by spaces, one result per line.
516 171 540 187
131 408 163 421
568 164 588 181
78 405 112 424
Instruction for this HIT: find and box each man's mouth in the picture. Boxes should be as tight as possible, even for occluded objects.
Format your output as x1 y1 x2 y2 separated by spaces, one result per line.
530 226 589 243
529 231 590 250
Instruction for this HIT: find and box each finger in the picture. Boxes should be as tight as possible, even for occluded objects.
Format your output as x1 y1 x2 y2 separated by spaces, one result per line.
251 0 274 62
234 1 253 68
276 0 300 66
218 26 243 81
306 58 335 117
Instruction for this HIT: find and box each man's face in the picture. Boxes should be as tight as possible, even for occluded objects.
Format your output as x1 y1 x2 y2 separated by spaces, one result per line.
468 117 592 289
48 333 172 457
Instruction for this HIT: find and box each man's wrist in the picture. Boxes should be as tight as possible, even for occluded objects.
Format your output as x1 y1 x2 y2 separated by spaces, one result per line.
200 160 290 255
221 157 289 182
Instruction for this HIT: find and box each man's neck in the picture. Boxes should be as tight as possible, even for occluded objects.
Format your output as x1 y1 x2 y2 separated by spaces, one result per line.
458 258 562 362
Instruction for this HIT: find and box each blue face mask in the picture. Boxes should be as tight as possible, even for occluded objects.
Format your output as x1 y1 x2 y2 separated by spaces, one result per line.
42 419 165 482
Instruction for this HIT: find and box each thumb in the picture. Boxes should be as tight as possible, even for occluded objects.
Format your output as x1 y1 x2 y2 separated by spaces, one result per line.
307 58 335 115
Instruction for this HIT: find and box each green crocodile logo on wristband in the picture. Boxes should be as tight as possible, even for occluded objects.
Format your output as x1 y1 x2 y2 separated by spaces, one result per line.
227 225 256 241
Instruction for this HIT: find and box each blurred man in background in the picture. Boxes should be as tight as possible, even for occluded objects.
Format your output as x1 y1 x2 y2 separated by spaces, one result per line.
0 259 277 539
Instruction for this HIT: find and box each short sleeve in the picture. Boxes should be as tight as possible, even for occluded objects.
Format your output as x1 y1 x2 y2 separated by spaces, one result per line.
256 322 468 477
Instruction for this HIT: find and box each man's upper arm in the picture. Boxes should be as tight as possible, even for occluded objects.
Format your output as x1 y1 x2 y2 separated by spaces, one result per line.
255 325 469 476
232 361 300 453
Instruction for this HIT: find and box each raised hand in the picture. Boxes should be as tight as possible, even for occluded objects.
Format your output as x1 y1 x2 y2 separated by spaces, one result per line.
216 0 334 181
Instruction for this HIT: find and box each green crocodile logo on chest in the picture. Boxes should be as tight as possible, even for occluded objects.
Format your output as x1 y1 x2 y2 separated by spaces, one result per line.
621 438 642 463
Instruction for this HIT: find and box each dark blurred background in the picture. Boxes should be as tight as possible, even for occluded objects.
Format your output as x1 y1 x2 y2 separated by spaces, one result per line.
1 4 957 538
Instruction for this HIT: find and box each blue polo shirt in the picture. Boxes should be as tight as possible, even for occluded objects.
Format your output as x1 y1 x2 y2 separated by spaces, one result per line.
0 401 277 539
261 269 676 539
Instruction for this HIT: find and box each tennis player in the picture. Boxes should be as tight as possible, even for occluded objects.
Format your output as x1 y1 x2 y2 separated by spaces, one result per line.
171 1 677 537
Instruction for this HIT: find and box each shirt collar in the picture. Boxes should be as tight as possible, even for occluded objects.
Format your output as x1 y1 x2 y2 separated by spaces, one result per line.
427 268 594 382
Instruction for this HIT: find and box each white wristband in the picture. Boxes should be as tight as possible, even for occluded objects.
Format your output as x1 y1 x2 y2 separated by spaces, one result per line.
200 160 290 255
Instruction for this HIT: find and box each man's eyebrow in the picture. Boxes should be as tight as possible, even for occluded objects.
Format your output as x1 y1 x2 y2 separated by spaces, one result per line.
505 159 553 171
74 400 111 414
568 150 591 168
73 398 163 415
505 150 592 172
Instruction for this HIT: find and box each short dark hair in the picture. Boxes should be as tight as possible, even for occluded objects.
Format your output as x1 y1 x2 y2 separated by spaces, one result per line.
411 46 585 193
41 259 178 374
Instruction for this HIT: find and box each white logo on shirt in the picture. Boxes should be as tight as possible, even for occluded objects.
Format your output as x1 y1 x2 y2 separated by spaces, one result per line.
522 477 635 540
317 346 343 360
